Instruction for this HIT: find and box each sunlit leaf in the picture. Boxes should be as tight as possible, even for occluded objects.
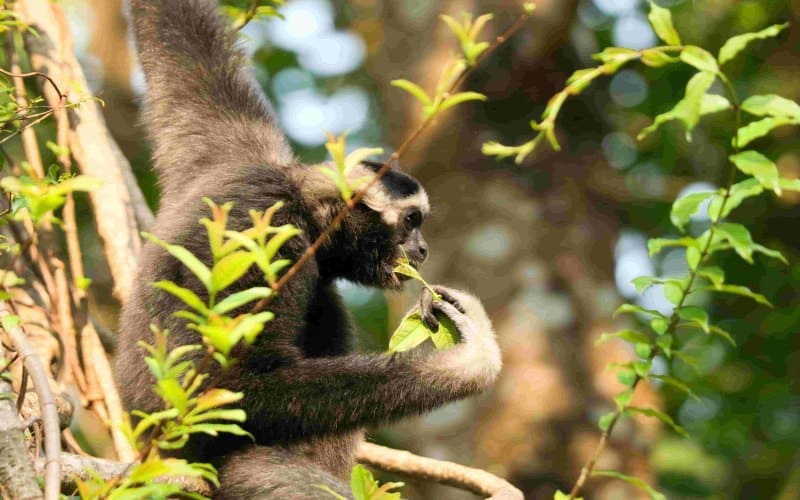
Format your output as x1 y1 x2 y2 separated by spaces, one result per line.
680 46 718 73
439 91 487 112
388 313 433 353
213 287 272 315
701 284 771 306
596 329 651 346
718 23 789 65
391 79 431 106
741 93 800 121
647 237 696 256
729 151 780 193
210 251 256 292
697 266 725 287
647 1 681 46
614 303 666 319
708 178 763 220
152 281 210 315
143 233 212 289
676 305 709 333
737 116 798 148
652 374 699 400
627 406 688 437
699 94 732 115
670 191 713 232
638 72 716 141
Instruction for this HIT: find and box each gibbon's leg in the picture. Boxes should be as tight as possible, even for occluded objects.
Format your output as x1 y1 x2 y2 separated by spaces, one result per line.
215 445 352 500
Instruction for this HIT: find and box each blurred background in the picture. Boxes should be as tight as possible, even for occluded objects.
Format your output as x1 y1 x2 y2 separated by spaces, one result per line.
60 0 800 498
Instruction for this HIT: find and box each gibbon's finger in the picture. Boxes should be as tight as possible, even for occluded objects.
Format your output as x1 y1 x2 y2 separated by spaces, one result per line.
431 286 466 314
432 300 470 332
419 288 439 330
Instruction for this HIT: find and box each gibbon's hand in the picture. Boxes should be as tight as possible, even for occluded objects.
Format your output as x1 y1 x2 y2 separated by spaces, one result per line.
418 286 502 387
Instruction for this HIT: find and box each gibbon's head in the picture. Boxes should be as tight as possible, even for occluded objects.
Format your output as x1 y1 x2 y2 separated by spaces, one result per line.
304 160 430 289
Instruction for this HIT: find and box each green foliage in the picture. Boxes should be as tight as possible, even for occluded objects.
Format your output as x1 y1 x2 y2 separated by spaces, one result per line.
483 1 796 497
77 200 300 498
350 465 404 500
319 133 383 203
0 161 100 225
220 0 285 31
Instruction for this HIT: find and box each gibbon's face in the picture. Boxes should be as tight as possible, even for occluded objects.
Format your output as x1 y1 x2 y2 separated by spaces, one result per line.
320 162 430 289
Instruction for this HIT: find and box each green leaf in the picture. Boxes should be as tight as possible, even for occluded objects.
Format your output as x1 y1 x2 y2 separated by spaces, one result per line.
718 23 789 65
617 368 637 387
701 284 771 306
752 243 788 264
638 71 716 141
741 94 800 121
647 1 681 46
1 314 20 332
641 48 680 67
614 303 666 319
627 406 688 437
635 343 653 359
677 305 709 333
650 317 669 335
614 388 634 410
632 276 658 294
210 251 256 292
49 175 102 195
670 191 713 231
598 411 616 431
391 79 431 106
439 91 487 112
729 151 780 193
708 178 763 220
737 116 799 148
213 287 272 315
596 329 651 346
429 310 461 350
593 47 638 64
152 281 210 314
647 237 696 256
592 470 667 500
699 94 732 115
388 313 433 353
143 233 211 289
680 46 718 73
652 374 699 400
697 266 725 287
716 222 755 262
663 281 684 305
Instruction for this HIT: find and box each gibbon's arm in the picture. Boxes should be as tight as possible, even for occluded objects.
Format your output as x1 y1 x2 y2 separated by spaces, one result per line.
234 289 502 443
128 0 292 195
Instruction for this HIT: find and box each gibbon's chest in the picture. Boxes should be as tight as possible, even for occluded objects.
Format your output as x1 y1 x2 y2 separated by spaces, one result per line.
300 284 354 358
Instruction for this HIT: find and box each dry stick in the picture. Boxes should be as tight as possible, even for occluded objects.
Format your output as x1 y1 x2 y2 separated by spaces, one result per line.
566 73 746 500
358 443 522 500
252 7 533 314
0 340 42 500
0 301 60 500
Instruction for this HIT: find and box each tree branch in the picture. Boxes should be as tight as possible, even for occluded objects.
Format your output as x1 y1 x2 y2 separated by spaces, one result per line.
15 0 153 301
0 342 41 500
357 443 523 499
0 301 60 500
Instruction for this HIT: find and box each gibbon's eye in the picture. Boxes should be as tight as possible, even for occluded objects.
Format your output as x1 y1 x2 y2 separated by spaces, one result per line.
404 209 423 228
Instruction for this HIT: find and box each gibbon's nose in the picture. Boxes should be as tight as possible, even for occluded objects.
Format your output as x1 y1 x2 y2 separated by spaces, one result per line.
418 242 428 261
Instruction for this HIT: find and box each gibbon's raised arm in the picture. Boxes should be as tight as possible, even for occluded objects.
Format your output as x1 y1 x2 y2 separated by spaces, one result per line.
128 0 292 196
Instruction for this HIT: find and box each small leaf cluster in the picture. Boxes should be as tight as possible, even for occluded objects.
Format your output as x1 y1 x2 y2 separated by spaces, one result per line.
391 9 499 119
220 0 285 31
0 158 100 225
79 200 301 498
483 3 791 164
144 199 300 362
319 133 383 203
319 465 404 500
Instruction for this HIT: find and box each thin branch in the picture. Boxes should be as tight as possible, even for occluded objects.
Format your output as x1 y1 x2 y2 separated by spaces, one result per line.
357 443 523 500
251 6 533 313
0 301 60 500
0 340 42 500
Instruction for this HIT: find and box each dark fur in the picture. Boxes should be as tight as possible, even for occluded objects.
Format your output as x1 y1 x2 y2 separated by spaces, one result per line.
118 1 497 498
